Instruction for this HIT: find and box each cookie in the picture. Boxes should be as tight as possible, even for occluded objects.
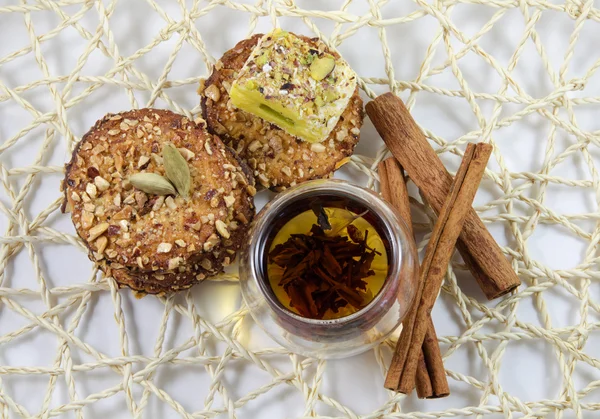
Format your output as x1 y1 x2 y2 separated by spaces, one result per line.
201 34 364 191
63 108 255 293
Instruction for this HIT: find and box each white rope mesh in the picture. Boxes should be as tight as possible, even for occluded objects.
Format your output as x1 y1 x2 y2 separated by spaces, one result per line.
0 0 599 418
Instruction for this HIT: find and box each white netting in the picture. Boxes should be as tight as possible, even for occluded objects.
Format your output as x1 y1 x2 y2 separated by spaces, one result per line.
0 0 599 418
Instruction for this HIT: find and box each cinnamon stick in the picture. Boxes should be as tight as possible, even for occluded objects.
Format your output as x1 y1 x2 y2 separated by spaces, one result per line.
366 93 520 300
379 158 449 399
420 325 448 398
384 143 492 393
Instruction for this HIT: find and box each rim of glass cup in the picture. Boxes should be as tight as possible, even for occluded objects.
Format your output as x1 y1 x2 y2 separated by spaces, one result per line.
246 178 416 329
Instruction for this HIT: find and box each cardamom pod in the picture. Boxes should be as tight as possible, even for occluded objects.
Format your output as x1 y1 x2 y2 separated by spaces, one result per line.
163 143 191 198
129 173 177 196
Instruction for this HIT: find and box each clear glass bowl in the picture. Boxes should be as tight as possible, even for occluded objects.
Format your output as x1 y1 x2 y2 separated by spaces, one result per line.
239 179 418 359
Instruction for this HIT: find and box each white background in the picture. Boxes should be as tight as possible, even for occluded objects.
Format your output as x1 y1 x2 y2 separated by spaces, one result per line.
0 1 599 418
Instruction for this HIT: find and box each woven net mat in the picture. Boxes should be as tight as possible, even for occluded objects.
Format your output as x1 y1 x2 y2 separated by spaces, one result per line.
1 0 600 418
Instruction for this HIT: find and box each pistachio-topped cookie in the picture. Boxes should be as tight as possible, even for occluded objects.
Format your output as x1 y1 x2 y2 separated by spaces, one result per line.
201 32 364 191
229 29 357 144
63 109 255 294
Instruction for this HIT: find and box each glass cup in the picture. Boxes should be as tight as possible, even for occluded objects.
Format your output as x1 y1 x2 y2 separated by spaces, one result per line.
239 179 418 359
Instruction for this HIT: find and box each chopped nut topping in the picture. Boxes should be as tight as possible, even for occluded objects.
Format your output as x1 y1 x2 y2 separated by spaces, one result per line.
121 178 132 190
258 173 270 187
215 219 231 239
96 236 108 254
86 183 97 199
88 222 109 241
137 155 150 169
188 244 196 252
119 122 130 131
123 193 136 205
83 202 96 213
113 194 121 207
350 127 360 136
114 155 124 172
175 239 186 247
200 259 213 270
135 191 148 209
210 197 220 208
119 219 129 232
106 249 118 258
107 129 120 136
83 203 95 212
203 234 220 252
248 140 262 152
107 225 121 236
81 211 94 230
114 206 132 220
224 194 236 207
236 212 249 224
151 153 163 166
336 128 348 142
168 257 182 270
311 143 326 153
165 196 177 210
235 172 248 185
91 145 106 155
205 84 221 102
191 221 202 231
94 176 110 191
157 243 173 253
178 148 195 161
152 196 165 211
281 166 292 177
196 273 206 281
204 140 213 155
71 191 81 202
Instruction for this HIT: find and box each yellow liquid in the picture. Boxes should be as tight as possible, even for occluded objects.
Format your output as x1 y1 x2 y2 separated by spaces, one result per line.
267 207 388 320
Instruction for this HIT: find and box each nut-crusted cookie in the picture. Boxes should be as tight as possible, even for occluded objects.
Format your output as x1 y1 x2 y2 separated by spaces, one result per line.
63 108 255 294
201 34 364 191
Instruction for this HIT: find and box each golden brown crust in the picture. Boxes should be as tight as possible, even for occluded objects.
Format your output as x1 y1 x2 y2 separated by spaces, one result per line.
201 33 364 191
106 251 228 295
64 109 255 293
